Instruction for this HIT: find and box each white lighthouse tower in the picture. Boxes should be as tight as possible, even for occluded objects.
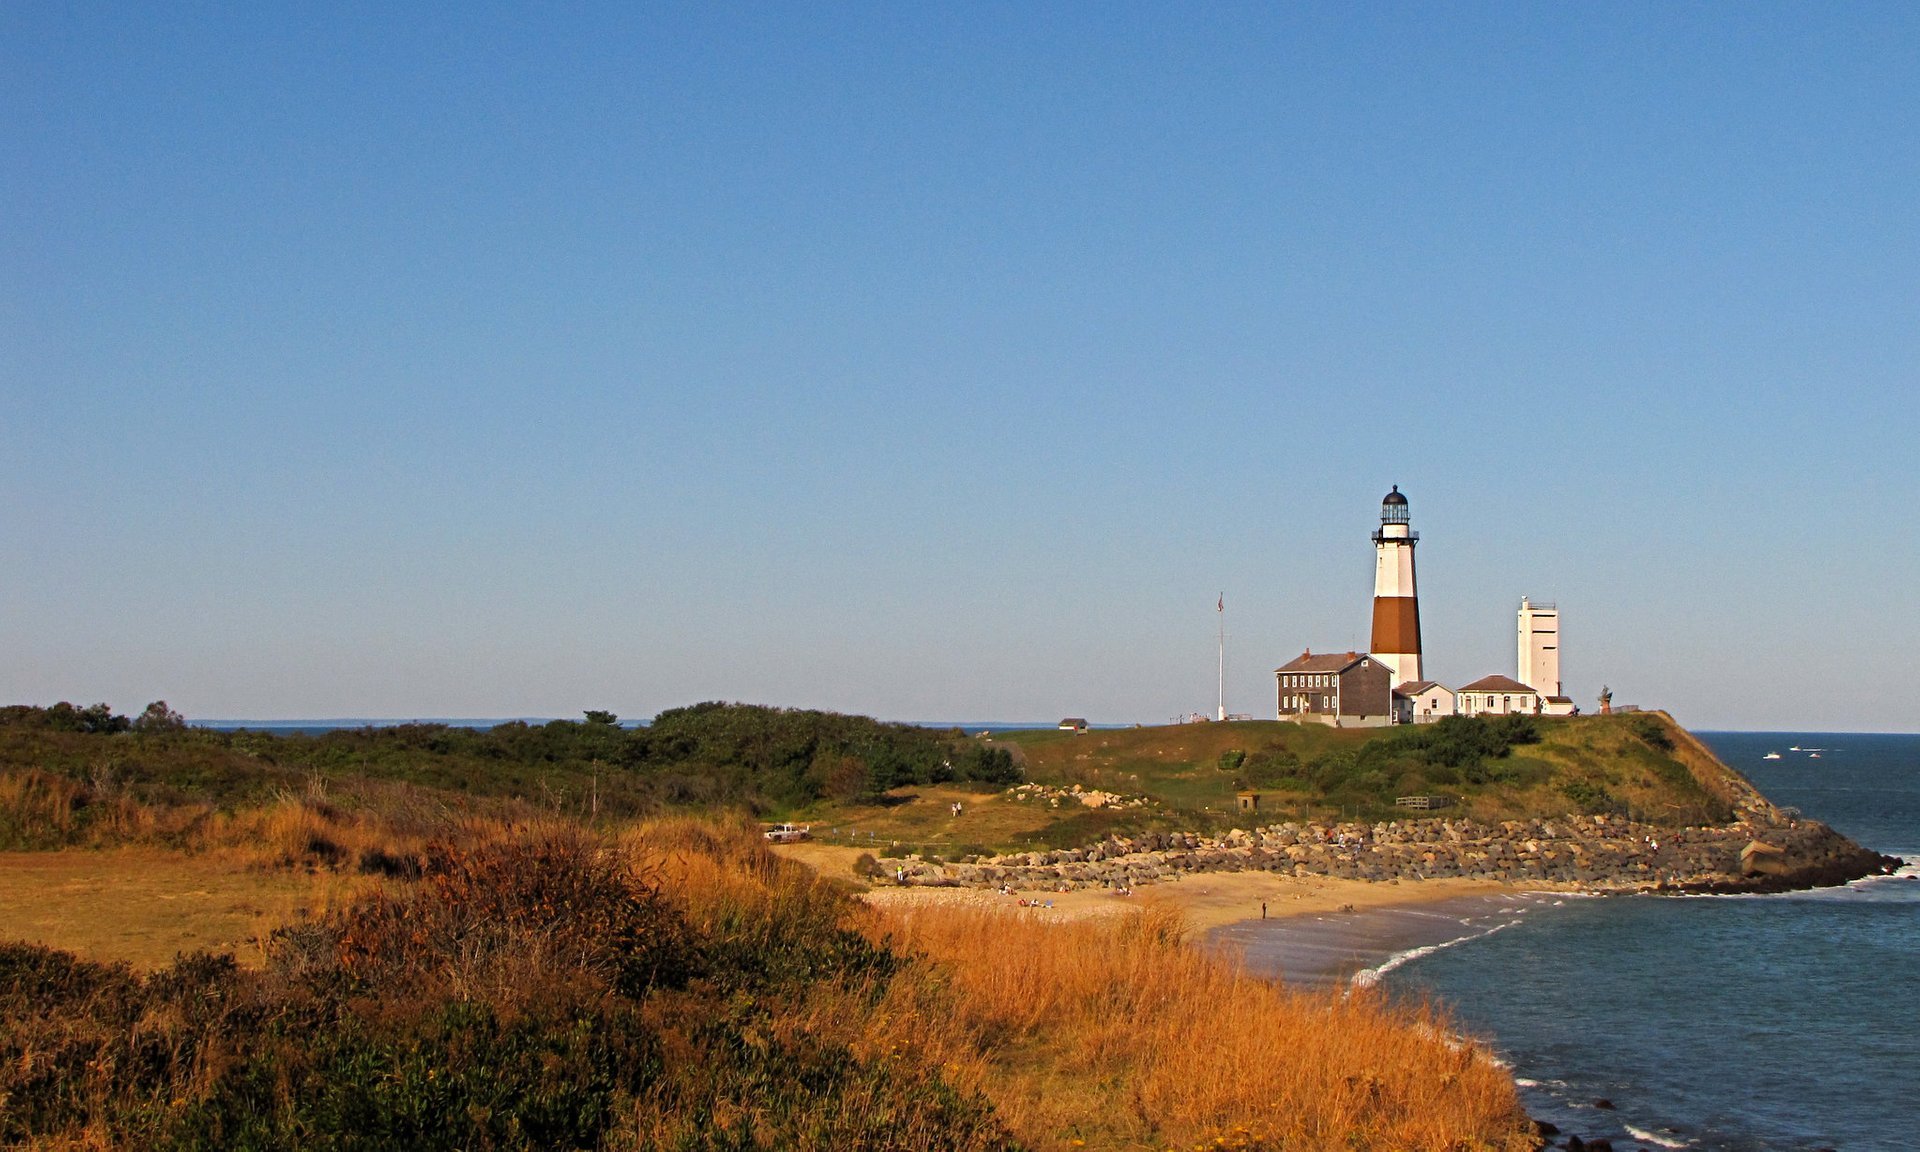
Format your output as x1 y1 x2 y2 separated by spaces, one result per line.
1518 597 1561 697
1370 486 1423 686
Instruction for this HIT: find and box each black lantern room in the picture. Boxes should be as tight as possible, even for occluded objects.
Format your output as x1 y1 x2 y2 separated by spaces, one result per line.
1380 485 1410 525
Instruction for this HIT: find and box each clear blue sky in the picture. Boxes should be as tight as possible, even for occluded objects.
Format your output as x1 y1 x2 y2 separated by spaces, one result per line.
4 4 1916 731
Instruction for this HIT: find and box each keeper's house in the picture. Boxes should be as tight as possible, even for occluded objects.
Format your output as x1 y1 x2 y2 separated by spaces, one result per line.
1456 674 1540 717
1275 650 1394 727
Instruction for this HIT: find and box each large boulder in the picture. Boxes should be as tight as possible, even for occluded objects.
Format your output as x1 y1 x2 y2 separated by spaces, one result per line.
1739 839 1788 876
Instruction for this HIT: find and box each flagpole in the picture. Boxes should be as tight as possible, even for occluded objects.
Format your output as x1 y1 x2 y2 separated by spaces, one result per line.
1216 593 1225 722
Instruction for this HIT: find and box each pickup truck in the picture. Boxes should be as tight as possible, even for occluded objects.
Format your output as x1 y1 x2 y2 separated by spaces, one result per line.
762 822 812 844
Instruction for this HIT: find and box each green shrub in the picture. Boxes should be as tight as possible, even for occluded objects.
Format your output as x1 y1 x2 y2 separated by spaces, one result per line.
0 703 1025 828
1559 779 1618 814
1628 714 1674 751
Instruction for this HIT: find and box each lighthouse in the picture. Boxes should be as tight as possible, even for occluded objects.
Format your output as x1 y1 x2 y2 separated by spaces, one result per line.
1370 486 1423 686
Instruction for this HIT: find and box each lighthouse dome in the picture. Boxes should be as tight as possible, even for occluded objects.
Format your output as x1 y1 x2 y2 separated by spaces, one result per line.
1379 485 1411 526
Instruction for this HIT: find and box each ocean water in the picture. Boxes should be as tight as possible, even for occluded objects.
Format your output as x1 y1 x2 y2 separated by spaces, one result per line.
1372 732 1920 1151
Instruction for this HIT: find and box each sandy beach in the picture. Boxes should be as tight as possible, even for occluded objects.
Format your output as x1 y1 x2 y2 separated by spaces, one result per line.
778 839 1557 938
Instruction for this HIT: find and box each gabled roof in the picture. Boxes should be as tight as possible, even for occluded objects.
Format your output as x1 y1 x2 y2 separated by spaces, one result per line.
1274 650 1370 674
1457 674 1537 694
1396 680 1450 695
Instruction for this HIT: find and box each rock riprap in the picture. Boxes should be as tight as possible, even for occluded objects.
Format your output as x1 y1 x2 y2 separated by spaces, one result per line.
881 812 1896 895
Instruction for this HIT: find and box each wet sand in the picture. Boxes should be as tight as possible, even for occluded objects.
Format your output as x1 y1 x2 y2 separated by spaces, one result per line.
1135 870 1535 932
1209 889 1576 988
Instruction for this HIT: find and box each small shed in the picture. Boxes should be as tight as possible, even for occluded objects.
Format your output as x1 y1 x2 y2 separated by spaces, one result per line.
1058 717 1089 732
1236 791 1260 813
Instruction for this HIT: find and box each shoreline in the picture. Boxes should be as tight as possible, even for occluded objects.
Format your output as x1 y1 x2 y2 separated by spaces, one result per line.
788 825 1902 947
848 854 1565 934
781 840 1555 931
871 811 1897 901
1208 886 1578 989
853 867 1582 993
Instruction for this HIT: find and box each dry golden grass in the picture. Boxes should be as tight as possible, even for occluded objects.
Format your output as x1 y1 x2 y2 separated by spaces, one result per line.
0 768 205 845
0 848 372 969
827 903 1531 1151
2 800 1533 1150
612 816 1531 1151
0 765 555 873
616 812 845 934
0 771 566 971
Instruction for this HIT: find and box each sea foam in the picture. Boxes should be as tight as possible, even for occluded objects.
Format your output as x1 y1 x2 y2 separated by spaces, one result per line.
1625 1123 1692 1148
1350 918 1519 988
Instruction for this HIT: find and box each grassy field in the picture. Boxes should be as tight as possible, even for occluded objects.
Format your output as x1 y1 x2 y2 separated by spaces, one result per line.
0 848 366 969
786 712 1734 857
993 719 1364 811
797 784 1060 855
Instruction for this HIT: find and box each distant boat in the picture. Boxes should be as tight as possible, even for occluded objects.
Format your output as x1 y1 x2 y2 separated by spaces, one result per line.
1789 746 1802 752
1809 752 1822 759
1764 752 1782 760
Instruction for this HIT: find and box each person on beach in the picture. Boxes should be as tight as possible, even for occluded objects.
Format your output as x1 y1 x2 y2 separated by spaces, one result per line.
1261 900 1268 919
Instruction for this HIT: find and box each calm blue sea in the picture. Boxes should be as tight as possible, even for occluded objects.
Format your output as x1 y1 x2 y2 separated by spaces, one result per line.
1379 732 1920 1151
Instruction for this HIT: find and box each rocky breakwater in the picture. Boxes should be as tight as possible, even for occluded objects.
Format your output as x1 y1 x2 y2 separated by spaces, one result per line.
883 812 1897 895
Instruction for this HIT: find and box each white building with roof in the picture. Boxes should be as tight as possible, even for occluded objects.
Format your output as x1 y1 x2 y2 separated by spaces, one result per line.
1456 674 1540 717
1394 680 1456 724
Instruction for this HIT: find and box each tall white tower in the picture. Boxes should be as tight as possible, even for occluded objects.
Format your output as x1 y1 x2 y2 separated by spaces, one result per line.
1370 486 1422 686
1518 597 1561 697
